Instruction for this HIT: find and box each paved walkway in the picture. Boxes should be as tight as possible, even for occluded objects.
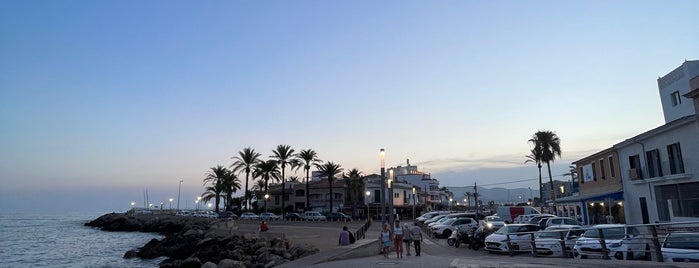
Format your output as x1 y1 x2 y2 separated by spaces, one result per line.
274 221 698 268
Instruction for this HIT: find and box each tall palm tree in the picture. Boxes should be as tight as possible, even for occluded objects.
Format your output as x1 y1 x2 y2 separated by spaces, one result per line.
344 168 364 205
222 171 241 211
315 161 343 213
271 144 298 217
295 149 322 212
231 147 261 210
530 130 562 205
202 165 229 212
524 146 543 204
253 159 281 192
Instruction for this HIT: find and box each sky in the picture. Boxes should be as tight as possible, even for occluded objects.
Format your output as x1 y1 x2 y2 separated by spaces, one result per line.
1 0 697 213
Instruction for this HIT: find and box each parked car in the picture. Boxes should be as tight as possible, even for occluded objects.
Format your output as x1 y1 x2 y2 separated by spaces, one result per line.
546 217 582 228
424 215 449 226
514 214 538 224
431 217 478 238
661 232 699 263
240 212 260 220
259 212 281 221
535 225 585 257
285 212 304 221
427 216 453 228
529 214 556 225
484 224 541 253
326 212 352 222
417 211 451 225
574 224 650 260
175 210 192 217
481 215 505 228
218 211 238 220
303 211 327 221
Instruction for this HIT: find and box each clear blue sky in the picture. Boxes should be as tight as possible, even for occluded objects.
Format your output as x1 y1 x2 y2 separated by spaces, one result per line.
1 1 697 213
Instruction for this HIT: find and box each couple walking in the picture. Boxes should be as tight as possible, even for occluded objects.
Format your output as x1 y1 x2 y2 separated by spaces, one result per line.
380 220 422 258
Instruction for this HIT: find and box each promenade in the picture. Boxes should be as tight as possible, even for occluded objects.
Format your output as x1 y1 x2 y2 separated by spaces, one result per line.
271 220 698 268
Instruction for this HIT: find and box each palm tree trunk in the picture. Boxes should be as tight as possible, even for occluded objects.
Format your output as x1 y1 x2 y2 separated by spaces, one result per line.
215 194 220 213
537 164 543 205
245 172 250 210
329 179 333 213
281 166 286 218
547 162 555 207
305 167 310 212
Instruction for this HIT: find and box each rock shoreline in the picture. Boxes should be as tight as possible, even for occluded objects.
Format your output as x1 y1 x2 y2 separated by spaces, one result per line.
85 213 319 268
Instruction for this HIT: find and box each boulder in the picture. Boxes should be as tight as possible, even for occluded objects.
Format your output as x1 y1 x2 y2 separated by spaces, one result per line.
181 257 202 268
123 250 138 259
217 259 246 268
201 261 217 268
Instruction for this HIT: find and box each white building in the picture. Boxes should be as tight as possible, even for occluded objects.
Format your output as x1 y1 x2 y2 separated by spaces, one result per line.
387 159 449 210
615 62 699 224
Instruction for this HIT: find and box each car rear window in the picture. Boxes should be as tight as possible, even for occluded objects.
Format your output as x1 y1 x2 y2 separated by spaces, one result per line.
664 233 699 250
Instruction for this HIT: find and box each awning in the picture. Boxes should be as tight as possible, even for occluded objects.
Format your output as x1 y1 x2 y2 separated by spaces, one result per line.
555 191 623 204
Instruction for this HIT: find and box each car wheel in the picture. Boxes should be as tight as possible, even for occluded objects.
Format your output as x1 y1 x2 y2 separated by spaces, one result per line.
626 250 634 260
455 241 460 248
447 238 456 246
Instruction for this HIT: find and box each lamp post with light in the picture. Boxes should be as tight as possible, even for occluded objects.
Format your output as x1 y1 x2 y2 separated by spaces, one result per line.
380 149 386 224
177 179 183 211
264 194 270 212
388 172 394 228
131 202 136 211
196 196 202 211
169 198 174 210
412 187 416 221
366 190 371 221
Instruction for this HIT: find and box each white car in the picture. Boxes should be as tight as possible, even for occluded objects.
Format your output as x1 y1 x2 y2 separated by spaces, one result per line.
303 211 327 221
485 224 541 253
259 212 281 221
431 218 478 238
661 232 699 263
545 217 582 228
424 215 448 226
240 212 260 220
574 224 649 260
427 216 452 228
535 225 585 258
481 215 506 228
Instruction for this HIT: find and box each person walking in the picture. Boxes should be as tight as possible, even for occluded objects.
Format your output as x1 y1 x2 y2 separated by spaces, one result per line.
403 223 413 256
339 226 350 246
409 223 422 256
393 221 404 258
379 224 392 258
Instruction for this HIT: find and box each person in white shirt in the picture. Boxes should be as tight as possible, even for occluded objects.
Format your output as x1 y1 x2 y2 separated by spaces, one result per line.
409 224 422 256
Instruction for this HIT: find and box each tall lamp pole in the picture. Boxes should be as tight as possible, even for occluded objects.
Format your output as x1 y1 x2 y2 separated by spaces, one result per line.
412 186 416 222
388 170 394 228
380 149 386 225
177 179 183 211
366 191 371 221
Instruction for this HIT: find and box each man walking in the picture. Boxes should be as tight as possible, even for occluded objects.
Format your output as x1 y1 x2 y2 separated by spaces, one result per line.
409 223 422 256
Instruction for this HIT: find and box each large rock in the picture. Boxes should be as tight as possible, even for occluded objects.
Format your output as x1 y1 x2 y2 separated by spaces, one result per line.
180 257 201 268
201 262 217 268
217 259 246 268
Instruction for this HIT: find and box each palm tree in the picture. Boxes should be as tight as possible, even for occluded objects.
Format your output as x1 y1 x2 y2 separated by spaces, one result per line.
231 147 261 210
529 130 562 205
344 168 364 218
271 144 298 217
201 165 229 212
253 159 281 192
295 149 322 212
524 146 543 204
221 171 241 211
288 176 300 184
315 161 343 213
251 179 267 210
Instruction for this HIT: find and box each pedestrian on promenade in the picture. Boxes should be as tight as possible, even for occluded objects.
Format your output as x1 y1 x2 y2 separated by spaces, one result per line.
339 226 350 246
410 223 422 256
403 223 413 256
393 220 404 258
259 221 269 232
379 224 392 258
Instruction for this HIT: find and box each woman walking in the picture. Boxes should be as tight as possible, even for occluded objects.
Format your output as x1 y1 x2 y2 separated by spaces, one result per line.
403 223 413 256
393 221 404 258
379 224 392 258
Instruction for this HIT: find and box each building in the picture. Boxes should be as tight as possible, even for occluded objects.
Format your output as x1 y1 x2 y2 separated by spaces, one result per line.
559 147 624 225
657 60 699 123
387 159 449 210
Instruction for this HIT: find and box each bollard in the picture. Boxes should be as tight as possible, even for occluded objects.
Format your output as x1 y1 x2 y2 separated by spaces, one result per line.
649 225 663 262
559 231 568 258
598 228 610 260
530 232 538 257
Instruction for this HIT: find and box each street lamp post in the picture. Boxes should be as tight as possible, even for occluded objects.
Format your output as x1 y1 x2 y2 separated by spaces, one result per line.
366 190 371 221
412 187 416 221
168 198 173 210
380 149 386 225
177 180 183 211
388 172 394 228
160 202 164 210
196 196 202 211
131 202 136 211
264 194 270 212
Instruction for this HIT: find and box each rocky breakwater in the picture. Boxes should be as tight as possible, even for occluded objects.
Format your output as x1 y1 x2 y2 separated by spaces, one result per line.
85 213 319 268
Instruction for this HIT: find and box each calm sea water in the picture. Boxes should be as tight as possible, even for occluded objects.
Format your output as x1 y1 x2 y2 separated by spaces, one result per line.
0 212 165 267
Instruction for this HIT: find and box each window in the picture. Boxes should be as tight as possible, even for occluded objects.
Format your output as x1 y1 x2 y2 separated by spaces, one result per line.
646 149 663 178
667 143 685 174
394 193 399 198
671 91 681 106
374 189 380 203
579 167 584 184
295 190 305 197
608 156 616 178
599 159 606 179
655 182 699 221
629 155 643 179
591 162 598 181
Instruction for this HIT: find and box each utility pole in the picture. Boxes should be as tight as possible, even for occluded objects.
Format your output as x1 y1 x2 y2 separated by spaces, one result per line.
473 182 479 219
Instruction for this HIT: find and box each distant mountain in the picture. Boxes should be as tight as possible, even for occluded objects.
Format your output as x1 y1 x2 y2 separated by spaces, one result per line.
447 186 538 205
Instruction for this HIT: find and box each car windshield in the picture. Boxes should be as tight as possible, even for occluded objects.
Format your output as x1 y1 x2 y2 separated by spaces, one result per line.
584 227 625 239
664 233 699 250
495 225 521 234
538 229 568 239
441 218 457 225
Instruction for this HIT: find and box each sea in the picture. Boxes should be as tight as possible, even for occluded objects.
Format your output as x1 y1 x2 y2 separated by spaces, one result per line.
0 211 166 268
